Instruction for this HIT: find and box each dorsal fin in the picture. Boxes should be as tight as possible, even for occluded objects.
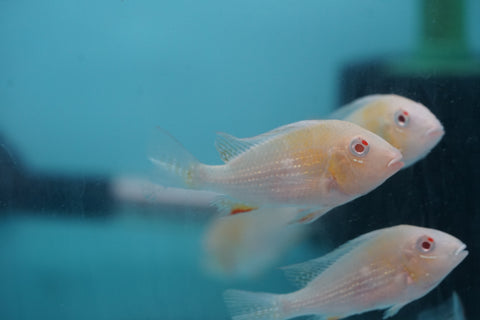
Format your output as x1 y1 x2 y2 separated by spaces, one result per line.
215 120 321 163
328 94 386 120
281 229 382 288
214 132 257 163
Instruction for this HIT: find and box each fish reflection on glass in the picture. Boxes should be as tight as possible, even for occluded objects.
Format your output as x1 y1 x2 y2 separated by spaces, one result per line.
330 94 444 167
150 120 403 224
224 225 468 320
203 208 304 279
417 291 466 320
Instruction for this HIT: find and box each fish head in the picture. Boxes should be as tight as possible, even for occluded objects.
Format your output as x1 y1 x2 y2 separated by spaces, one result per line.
399 225 468 292
326 121 404 197
378 95 444 167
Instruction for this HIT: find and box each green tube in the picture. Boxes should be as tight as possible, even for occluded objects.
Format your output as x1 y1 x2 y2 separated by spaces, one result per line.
388 0 480 76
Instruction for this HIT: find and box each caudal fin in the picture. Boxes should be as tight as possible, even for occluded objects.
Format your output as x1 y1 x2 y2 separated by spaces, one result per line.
223 289 283 320
148 127 202 188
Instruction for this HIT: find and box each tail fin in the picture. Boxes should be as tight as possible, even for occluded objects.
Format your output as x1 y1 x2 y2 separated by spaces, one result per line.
148 127 202 188
223 289 283 320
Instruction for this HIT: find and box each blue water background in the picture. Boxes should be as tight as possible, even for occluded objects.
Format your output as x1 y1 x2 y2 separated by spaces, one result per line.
0 1 479 319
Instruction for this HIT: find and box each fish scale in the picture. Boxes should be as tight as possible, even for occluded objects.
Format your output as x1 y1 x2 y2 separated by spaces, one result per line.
201 135 328 203
287 261 397 315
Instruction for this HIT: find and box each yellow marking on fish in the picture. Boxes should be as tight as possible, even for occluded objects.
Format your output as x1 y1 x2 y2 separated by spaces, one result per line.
402 264 418 285
359 101 388 136
185 168 194 187
283 129 314 150
359 101 405 152
325 153 352 194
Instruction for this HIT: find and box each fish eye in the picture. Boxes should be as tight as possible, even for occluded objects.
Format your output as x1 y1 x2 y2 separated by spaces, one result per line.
349 137 370 157
394 110 410 127
416 235 435 253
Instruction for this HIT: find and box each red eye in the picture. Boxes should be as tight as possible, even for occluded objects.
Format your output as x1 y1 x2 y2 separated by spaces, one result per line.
354 144 365 153
394 110 410 127
417 235 435 253
421 241 431 250
350 137 370 157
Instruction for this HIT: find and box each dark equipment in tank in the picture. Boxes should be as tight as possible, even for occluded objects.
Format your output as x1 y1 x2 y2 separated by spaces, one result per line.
315 1 480 318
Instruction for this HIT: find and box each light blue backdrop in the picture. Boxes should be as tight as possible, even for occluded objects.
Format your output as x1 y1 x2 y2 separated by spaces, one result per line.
0 0 428 174
0 1 479 319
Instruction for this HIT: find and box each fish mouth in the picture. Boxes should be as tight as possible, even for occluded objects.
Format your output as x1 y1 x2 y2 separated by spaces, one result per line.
425 126 445 138
387 154 404 170
454 244 468 256
454 244 468 262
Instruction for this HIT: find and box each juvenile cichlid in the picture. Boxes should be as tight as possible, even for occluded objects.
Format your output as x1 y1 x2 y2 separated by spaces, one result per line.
330 94 444 167
203 208 305 279
150 120 403 223
224 225 468 320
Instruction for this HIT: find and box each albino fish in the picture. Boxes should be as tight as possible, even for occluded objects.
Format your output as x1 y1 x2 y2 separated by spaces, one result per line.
150 120 403 224
417 291 466 320
224 225 468 320
330 94 444 167
203 208 305 279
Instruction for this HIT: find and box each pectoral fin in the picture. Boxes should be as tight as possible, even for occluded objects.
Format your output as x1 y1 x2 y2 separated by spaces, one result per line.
211 196 258 216
215 120 321 162
383 302 407 319
290 207 331 225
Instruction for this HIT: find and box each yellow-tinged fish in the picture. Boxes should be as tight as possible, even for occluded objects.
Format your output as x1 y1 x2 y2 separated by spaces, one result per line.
224 225 468 320
330 94 444 167
150 120 403 223
203 208 305 279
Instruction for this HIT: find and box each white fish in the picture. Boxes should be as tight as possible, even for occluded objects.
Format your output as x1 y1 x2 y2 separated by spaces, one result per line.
224 225 468 320
150 120 403 224
330 94 444 167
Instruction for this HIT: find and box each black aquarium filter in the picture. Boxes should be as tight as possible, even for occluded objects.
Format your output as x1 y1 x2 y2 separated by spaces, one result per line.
314 1 480 318
0 135 114 218
319 61 479 318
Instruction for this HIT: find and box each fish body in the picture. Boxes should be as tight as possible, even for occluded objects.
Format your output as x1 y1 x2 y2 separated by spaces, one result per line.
151 120 403 222
224 225 468 320
330 94 444 167
203 208 304 279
